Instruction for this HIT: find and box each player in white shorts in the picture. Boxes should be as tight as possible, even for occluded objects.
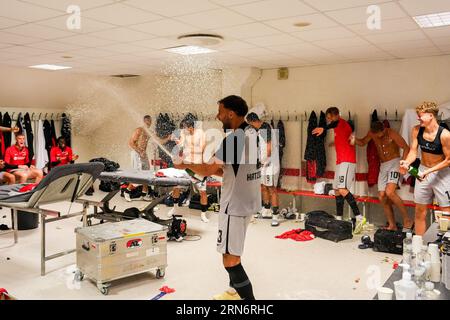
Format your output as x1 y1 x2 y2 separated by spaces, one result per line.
400 102 450 235
175 95 260 300
126 115 152 201
355 121 413 232
246 112 281 226
172 114 210 222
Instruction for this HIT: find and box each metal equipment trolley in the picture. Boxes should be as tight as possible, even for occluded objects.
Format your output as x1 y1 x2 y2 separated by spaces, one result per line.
75 218 167 295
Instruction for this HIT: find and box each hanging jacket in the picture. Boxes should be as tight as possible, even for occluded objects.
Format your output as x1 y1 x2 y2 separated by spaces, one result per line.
367 110 380 187
50 120 57 147
0 112 3 158
276 120 286 186
43 120 53 160
24 113 34 161
16 113 28 147
61 113 72 147
304 112 324 183
2 112 12 154
316 111 327 176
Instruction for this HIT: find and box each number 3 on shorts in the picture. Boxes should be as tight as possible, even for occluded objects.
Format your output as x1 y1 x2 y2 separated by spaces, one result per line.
217 230 222 244
339 176 344 183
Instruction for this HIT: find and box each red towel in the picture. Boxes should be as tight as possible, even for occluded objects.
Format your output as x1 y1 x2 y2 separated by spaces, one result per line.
18 183 39 193
275 229 315 241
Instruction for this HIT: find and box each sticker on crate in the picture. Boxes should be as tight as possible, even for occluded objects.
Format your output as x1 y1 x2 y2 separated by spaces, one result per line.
127 239 143 249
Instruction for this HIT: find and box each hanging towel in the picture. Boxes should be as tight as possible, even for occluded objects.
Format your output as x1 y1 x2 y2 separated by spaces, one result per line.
35 120 49 169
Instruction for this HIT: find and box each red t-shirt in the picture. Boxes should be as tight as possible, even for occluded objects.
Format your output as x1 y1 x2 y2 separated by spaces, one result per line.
50 146 73 166
333 118 356 164
4 145 29 168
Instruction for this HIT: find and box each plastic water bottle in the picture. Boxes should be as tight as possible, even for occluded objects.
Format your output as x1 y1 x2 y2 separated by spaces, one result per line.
403 232 413 265
420 282 440 300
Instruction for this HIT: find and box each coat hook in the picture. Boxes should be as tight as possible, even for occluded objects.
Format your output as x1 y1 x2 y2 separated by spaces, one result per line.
348 111 351 120
385 109 387 120
39 113 42 120
395 109 398 121
287 111 290 121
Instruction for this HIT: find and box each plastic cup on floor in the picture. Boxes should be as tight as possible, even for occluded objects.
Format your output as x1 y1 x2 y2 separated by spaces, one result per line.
377 287 393 300
440 218 449 232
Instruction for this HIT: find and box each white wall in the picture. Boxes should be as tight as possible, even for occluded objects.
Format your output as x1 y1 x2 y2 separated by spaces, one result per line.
253 55 450 197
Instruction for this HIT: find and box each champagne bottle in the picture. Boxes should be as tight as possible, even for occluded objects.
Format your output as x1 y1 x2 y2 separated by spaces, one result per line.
408 166 420 179
185 168 206 182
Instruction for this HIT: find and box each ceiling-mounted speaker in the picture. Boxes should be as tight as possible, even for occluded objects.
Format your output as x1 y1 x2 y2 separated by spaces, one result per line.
278 67 289 80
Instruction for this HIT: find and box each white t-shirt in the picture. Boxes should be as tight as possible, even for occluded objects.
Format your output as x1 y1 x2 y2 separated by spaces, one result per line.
258 122 280 176
215 123 262 217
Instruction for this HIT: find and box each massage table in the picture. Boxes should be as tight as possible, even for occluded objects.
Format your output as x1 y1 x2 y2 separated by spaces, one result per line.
0 163 104 275
83 169 192 224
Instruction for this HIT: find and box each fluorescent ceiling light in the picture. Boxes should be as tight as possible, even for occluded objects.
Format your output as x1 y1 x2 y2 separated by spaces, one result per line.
29 64 72 70
413 11 450 28
164 45 217 55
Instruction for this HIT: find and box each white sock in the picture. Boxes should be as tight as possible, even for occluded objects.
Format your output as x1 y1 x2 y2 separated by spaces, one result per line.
355 215 363 220
272 214 279 221
336 216 342 220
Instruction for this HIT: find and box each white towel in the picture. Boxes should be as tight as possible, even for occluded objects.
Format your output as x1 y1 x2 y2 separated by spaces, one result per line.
35 120 49 169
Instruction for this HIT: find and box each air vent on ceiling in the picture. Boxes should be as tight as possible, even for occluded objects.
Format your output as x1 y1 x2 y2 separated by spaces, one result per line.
177 33 224 46
110 74 140 78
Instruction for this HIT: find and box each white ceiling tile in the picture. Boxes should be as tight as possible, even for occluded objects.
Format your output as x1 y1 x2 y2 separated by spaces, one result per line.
210 0 261 6
0 50 28 60
132 50 174 59
0 0 62 22
376 38 437 50
313 37 370 49
90 27 153 42
130 19 199 37
307 54 351 64
84 3 162 26
387 46 443 58
69 47 117 58
303 0 391 12
27 40 86 52
430 36 450 46
213 23 280 39
230 47 277 57
58 34 116 47
245 33 301 46
72 56 118 65
132 37 180 49
38 15 116 33
271 42 331 55
215 40 256 51
326 2 407 25
265 13 338 33
0 17 26 29
398 0 450 16
0 45 52 56
231 0 317 21
329 45 393 58
364 29 428 44
3 23 74 40
423 26 450 39
175 8 253 29
21 0 116 11
347 17 419 35
124 0 219 17
98 43 150 54
0 31 41 45
293 26 355 41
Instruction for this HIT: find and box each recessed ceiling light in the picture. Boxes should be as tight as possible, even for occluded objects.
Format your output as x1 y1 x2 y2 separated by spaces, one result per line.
413 11 450 28
293 22 311 28
29 64 72 71
164 45 217 55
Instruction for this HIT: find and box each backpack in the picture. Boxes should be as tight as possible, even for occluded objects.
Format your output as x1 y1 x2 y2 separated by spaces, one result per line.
167 215 187 241
305 210 353 242
373 229 405 255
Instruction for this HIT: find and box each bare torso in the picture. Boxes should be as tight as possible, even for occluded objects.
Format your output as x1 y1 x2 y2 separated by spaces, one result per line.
371 129 401 162
418 126 446 168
